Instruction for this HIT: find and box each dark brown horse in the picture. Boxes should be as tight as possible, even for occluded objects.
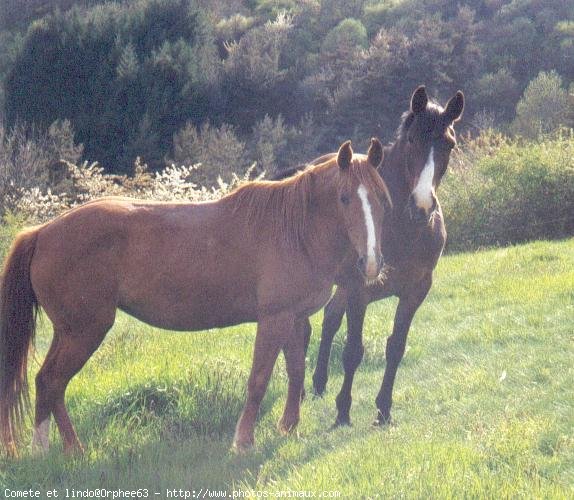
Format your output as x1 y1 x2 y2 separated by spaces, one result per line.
0 139 390 457
304 86 464 426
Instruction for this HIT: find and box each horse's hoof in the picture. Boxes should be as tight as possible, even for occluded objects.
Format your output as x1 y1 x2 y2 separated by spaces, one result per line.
278 417 299 435
5 442 18 459
30 444 48 457
232 439 254 455
332 417 351 429
312 384 326 397
63 442 85 457
372 413 392 427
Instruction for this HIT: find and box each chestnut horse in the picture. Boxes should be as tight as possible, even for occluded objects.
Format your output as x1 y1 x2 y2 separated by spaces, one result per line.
277 86 464 426
0 139 390 457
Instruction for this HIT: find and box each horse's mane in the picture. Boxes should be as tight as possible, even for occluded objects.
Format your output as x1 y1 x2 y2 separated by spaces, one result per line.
226 157 390 250
395 100 444 142
227 165 316 250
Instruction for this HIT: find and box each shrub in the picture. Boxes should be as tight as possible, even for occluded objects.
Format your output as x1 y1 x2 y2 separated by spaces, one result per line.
248 114 320 175
473 68 521 124
321 18 368 56
223 12 293 88
0 119 82 216
511 71 571 139
250 114 294 174
219 12 300 130
9 157 260 225
214 14 256 48
171 122 248 186
441 130 574 251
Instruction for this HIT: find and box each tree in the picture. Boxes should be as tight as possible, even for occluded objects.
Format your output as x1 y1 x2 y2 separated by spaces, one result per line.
4 0 218 173
171 121 247 186
321 18 368 56
511 71 571 139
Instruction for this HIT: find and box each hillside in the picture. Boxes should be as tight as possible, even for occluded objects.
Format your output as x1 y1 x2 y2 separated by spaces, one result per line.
1 238 572 497
0 0 573 177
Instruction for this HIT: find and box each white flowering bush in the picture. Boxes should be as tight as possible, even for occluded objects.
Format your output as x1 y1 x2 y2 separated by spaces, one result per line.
10 157 261 224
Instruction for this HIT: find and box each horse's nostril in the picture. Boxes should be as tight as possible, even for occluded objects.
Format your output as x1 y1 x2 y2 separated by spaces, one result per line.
356 256 366 272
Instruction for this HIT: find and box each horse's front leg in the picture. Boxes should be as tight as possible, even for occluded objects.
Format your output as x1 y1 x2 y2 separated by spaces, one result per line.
374 275 432 425
233 313 295 452
312 287 348 395
278 317 308 434
334 287 369 426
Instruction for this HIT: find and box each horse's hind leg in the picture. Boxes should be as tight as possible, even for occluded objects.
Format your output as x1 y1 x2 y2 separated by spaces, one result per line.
312 287 348 395
298 317 312 401
33 325 110 454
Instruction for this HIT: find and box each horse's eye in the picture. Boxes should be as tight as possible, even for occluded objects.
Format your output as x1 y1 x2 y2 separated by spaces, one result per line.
340 193 350 205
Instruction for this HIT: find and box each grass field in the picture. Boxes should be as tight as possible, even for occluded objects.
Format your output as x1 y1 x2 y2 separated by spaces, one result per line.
1 238 573 498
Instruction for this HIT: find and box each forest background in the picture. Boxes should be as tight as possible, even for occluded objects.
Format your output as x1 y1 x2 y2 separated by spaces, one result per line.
0 0 573 249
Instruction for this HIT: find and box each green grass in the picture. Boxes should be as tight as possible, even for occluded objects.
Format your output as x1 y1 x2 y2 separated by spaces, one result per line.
1 238 573 498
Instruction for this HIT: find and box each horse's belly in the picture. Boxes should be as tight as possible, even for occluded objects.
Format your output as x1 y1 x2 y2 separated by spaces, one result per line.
118 282 258 332
117 256 259 331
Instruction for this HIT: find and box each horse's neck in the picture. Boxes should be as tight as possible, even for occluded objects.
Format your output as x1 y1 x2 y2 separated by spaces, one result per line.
380 142 411 210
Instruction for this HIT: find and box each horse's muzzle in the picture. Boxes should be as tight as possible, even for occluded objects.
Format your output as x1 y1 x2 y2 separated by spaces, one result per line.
406 194 437 226
357 253 384 280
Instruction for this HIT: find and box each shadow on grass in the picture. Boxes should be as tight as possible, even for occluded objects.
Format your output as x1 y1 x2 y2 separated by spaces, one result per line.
1 361 383 493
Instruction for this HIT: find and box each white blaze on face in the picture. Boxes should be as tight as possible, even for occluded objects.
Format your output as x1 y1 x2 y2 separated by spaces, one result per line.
31 418 50 454
412 147 435 211
357 184 377 274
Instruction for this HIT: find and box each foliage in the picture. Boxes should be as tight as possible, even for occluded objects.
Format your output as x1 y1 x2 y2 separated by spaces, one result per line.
10 157 260 225
218 12 298 131
0 0 113 31
0 119 82 215
1 0 574 182
510 71 572 139
321 18 368 55
472 68 521 124
4 0 217 173
171 121 248 186
441 130 574 251
248 113 322 175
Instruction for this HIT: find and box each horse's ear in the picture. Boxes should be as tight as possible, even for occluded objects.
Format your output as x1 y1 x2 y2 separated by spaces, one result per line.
443 90 464 123
337 140 353 170
367 137 383 168
411 85 428 114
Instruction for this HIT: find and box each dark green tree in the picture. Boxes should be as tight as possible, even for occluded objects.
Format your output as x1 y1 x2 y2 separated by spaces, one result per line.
4 0 218 173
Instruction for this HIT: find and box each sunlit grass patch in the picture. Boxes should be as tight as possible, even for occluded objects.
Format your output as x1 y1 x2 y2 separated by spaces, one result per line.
1 238 573 497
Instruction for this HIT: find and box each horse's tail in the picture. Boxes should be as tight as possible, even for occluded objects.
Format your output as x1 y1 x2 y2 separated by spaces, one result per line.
0 227 40 456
